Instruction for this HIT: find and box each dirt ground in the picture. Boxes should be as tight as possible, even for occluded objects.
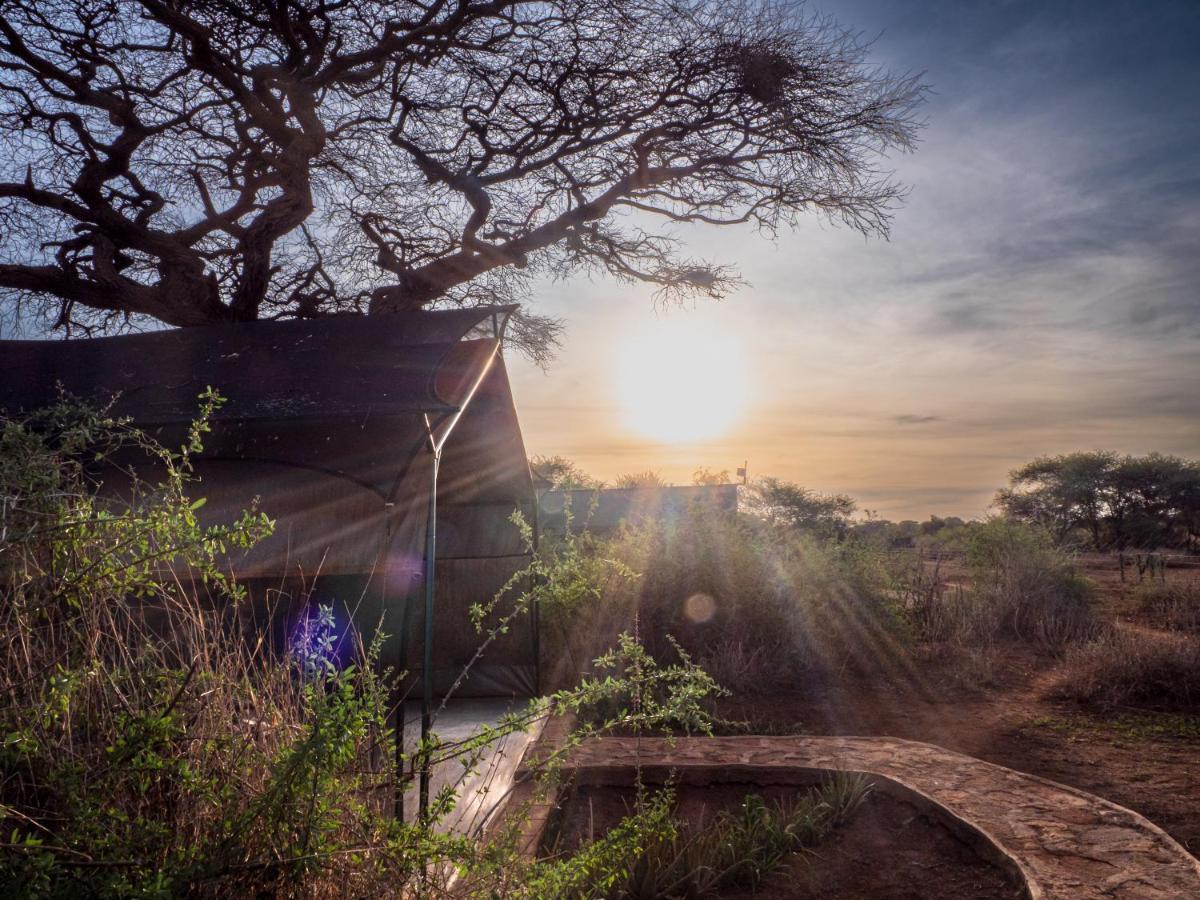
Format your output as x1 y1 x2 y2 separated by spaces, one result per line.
714 559 1200 857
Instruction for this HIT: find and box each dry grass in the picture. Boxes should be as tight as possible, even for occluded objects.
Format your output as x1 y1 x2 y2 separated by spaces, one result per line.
1053 626 1200 712
0 528 406 895
0 402 418 896
1125 580 1200 634
906 521 1101 653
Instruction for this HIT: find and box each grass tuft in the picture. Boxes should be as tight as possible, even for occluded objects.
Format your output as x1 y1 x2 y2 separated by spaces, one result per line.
619 773 872 897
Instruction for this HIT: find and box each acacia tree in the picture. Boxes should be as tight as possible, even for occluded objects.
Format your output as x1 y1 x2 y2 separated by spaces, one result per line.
529 454 604 491
996 451 1200 550
0 0 922 357
744 476 856 539
995 452 1116 547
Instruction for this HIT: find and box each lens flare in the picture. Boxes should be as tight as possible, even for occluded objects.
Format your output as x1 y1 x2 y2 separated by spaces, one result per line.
684 592 717 624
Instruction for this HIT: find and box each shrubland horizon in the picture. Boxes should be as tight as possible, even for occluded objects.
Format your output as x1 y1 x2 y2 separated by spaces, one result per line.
529 450 1200 547
510 290 1199 521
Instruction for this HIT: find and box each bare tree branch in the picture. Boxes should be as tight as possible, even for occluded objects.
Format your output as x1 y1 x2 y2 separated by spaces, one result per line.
0 0 924 358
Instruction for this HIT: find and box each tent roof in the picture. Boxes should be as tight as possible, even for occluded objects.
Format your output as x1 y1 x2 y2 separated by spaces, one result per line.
0 306 515 424
0 305 534 511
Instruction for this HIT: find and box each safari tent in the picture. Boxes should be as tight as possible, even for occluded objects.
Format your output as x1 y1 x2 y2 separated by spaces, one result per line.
0 308 540 790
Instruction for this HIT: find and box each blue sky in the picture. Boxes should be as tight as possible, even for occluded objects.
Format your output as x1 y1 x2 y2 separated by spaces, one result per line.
507 0 1200 519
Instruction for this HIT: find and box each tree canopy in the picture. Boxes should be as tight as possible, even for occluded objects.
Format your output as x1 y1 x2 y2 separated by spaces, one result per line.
612 469 668 489
742 476 855 539
692 466 732 485
995 451 1200 551
0 0 922 357
529 454 604 491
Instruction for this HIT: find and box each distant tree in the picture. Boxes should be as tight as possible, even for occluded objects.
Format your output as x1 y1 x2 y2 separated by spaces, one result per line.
743 476 855 539
849 516 892 543
529 455 604 491
920 514 965 535
0 0 922 357
995 452 1116 547
692 466 731 486
996 451 1200 550
1107 454 1200 551
1161 458 1200 552
613 470 669 489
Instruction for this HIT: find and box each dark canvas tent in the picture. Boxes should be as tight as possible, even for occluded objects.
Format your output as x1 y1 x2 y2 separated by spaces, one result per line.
0 307 538 701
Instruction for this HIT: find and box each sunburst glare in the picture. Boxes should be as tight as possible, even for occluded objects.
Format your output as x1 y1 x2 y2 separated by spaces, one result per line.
616 318 749 444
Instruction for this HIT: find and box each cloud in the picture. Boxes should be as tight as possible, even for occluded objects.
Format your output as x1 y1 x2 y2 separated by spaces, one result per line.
894 414 941 425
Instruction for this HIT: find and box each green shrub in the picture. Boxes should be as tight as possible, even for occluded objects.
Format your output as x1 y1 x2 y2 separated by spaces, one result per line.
0 399 725 897
0 398 413 896
907 519 1099 652
592 506 906 692
506 504 642 693
537 773 871 899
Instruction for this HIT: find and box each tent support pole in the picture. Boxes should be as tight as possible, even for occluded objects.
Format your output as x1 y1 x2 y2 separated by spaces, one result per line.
413 336 504 826
531 498 542 695
418 449 440 824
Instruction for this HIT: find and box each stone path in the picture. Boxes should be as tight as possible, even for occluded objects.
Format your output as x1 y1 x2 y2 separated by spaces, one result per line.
554 735 1200 899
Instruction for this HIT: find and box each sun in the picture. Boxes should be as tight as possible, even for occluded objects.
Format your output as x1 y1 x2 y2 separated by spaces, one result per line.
616 318 749 444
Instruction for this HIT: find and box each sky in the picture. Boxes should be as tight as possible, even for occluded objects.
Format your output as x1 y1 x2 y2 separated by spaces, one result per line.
506 0 1200 520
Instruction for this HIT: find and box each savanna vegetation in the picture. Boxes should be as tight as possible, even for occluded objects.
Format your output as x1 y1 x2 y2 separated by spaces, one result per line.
0 400 736 897
4 404 1199 895
534 456 1200 718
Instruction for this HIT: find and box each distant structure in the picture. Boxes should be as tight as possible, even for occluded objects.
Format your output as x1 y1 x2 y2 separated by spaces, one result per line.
538 484 739 535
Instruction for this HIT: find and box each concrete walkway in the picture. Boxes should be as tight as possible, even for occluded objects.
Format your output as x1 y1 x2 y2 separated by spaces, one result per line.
556 735 1200 899
398 698 542 836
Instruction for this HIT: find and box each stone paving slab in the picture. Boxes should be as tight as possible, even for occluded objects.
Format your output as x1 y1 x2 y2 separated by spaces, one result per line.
560 735 1200 900
397 698 542 836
